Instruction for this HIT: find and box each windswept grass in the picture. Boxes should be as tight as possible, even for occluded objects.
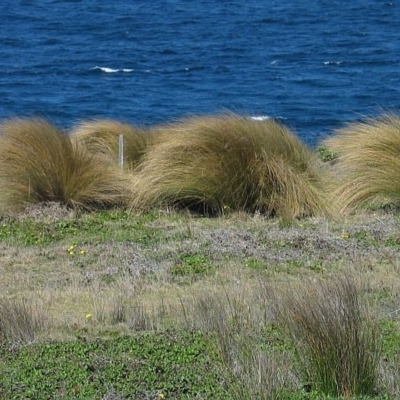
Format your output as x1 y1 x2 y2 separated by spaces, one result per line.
131 114 330 219
0 118 131 213
322 114 400 213
70 119 150 170
274 274 381 398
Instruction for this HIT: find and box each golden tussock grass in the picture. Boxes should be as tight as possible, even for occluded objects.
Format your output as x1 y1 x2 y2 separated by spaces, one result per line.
130 114 330 219
322 114 400 213
70 119 150 170
0 118 131 213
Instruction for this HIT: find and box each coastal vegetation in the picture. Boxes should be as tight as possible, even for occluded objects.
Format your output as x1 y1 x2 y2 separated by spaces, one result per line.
322 115 400 213
70 119 150 170
0 113 399 398
0 118 130 213
130 115 330 219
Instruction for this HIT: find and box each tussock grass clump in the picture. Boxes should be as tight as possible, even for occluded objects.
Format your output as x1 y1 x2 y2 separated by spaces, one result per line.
322 114 400 212
0 118 130 213
0 297 46 343
70 119 149 170
131 114 329 219
274 275 380 398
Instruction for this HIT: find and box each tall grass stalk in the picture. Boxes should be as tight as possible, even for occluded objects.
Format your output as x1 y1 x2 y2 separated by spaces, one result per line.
274 275 380 397
322 114 400 212
131 114 330 219
70 119 150 170
0 297 46 344
178 289 296 399
0 118 130 213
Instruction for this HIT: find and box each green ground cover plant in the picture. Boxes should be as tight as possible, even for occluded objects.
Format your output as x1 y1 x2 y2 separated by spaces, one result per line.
317 146 339 163
169 252 214 277
0 206 163 247
0 331 230 399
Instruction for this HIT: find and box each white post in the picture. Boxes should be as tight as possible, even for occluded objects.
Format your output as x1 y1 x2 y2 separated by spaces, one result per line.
119 134 124 169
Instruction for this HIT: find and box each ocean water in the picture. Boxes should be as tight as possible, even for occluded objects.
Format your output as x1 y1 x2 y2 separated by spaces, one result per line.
0 0 399 145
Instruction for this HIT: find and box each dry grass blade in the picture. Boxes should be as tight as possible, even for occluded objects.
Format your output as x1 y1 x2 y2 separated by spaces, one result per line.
0 118 131 213
274 274 380 397
380 354 400 399
322 114 400 212
70 119 150 170
131 114 330 219
176 288 297 400
0 297 46 344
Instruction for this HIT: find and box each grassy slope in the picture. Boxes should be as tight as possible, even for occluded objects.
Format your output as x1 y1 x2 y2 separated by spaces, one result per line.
0 204 399 399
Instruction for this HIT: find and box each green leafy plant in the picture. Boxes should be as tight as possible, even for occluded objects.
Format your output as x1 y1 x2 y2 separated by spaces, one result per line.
0 331 229 399
244 257 265 270
170 253 214 277
0 209 165 248
317 146 339 162
380 319 400 358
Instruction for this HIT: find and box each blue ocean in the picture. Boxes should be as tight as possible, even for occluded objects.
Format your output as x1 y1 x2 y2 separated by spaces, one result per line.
0 0 399 145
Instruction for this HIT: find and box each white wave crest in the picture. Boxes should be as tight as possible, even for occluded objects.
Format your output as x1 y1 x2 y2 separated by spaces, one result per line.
250 115 271 121
92 66 134 73
323 61 342 65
